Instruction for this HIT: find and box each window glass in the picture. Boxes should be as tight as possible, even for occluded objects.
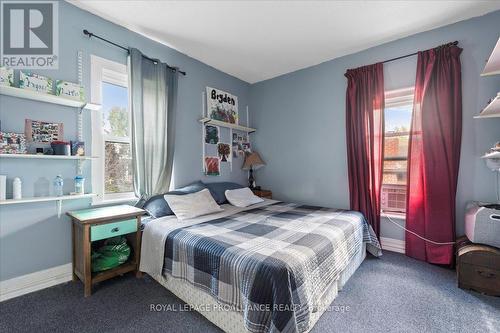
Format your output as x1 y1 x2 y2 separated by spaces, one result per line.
382 102 413 213
102 82 129 138
104 141 133 194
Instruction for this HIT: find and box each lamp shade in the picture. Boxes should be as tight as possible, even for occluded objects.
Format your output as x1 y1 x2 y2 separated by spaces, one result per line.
242 152 265 170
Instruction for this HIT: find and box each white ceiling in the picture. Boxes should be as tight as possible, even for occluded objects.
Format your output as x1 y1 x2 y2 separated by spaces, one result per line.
68 1 500 84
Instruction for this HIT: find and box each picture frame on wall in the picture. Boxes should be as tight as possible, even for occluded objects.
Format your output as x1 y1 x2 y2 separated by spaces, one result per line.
25 119 64 143
206 87 239 124
0 132 27 154
0 67 14 87
56 80 85 101
204 156 220 176
19 71 53 94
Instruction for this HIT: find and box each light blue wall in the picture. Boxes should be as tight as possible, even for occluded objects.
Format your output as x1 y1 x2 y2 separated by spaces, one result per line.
0 2 250 281
250 11 500 241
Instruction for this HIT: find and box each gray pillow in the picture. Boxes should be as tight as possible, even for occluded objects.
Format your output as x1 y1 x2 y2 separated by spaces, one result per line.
143 181 207 218
204 181 244 204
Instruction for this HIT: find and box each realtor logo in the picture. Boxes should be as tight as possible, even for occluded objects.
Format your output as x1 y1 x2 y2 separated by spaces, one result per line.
1 0 58 69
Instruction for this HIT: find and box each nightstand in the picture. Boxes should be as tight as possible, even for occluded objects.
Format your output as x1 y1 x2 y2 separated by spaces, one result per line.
252 189 272 199
67 205 146 297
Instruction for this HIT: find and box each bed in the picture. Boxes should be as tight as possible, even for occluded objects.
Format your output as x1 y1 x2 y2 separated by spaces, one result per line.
140 199 381 333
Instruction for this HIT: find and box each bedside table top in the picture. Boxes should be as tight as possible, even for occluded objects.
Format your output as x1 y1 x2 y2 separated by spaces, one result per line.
252 189 271 194
67 205 145 224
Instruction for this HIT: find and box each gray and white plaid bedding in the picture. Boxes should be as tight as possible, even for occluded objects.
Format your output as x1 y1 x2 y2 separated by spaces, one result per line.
160 202 381 333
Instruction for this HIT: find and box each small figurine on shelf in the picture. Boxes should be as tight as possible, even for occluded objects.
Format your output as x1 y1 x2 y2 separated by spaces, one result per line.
70 141 85 156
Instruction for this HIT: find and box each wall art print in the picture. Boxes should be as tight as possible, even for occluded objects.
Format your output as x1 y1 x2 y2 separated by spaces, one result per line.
204 156 220 176
25 119 64 143
206 87 238 124
205 125 219 144
217 143 231 162
0 132 26 154
20 71 53 94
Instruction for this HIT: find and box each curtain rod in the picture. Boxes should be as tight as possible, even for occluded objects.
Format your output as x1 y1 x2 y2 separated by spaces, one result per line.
83 29 186 76
382 41 458 64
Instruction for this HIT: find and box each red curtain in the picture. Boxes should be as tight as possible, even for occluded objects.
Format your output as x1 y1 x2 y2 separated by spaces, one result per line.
406 44 462 265
345 63 385 237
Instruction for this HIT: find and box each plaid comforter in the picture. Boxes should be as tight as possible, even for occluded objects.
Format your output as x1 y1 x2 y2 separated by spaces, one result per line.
161 202 381 333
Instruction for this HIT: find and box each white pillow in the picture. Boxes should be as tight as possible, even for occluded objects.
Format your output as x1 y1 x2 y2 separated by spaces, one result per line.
225 187 264 207
164 188 223 220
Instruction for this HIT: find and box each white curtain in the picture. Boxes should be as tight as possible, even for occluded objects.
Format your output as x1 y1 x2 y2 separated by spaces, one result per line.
128 48 178 204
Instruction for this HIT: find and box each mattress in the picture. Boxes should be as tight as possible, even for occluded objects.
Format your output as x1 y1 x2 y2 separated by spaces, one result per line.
151 243 366 333
140 200 381 332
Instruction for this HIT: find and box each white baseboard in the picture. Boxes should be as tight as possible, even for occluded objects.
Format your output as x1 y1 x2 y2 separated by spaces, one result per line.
0 263 72 302
380 237 405 254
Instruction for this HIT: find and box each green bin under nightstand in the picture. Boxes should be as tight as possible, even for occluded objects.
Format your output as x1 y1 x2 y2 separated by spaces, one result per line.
67 205 146 297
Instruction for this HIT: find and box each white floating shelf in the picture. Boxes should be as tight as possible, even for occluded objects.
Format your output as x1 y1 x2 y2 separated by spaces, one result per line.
481 151 500 159
474 93 500 119
199 118 256 133
0 193 97 206
0 85 101 110
481 37 500 77
0 154 97 160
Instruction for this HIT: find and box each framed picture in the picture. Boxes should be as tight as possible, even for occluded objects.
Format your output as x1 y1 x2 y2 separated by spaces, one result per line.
25 119 64 143
56 80 85 101
0 132 27 154
204 156 220 176
217 143 231 162
20 71 53 94
0 67 14 87
206 87 238 124
204 125 219 144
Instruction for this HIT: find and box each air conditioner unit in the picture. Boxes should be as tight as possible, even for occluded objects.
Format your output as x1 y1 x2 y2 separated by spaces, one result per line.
381 185 406 213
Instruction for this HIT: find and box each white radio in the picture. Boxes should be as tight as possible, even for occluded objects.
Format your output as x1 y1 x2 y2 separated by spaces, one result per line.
465 202 500 249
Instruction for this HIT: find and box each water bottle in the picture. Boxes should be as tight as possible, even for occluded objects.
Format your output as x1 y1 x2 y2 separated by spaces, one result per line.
74 175 85 195
53 175 64 197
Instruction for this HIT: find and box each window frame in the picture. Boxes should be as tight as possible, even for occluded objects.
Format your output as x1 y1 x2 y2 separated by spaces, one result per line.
381 87 414 215
90 55 135 205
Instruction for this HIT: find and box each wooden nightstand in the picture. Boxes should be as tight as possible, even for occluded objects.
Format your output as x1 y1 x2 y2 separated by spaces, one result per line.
252 189 272 199
456 236 500 296
67 205 146 297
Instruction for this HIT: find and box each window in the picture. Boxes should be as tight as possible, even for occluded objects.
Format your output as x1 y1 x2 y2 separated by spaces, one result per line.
91 56 134 203
382 87 414 214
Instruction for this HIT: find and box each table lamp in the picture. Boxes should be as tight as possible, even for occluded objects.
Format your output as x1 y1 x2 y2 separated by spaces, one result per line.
242 152 265 189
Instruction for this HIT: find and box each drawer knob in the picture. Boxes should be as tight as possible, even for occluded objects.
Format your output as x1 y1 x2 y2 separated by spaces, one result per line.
477 270 495 278
111 227 120 233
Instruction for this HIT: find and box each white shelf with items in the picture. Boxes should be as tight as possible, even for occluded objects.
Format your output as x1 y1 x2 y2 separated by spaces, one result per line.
481 151 500 159
0 193 96 205
0 194 97 217
199 118 256 133
0 85 101 110
481 37 500 76
0 154 97 160
474 92 500 119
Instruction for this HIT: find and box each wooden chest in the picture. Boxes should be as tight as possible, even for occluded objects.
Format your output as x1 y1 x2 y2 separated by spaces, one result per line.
456 236 500 296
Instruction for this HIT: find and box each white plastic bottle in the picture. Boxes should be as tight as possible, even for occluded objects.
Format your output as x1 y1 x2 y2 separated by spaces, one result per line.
13 177 22 199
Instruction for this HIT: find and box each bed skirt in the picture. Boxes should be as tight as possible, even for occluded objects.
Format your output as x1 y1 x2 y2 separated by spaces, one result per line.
150 243 366 333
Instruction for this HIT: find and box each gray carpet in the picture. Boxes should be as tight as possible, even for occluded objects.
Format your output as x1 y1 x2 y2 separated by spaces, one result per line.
1 252 498 333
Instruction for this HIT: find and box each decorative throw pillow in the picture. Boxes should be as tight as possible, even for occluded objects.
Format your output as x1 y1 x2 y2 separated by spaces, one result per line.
204 182 244 204
225 187 264 207
142 181 207 218
164 188 223 220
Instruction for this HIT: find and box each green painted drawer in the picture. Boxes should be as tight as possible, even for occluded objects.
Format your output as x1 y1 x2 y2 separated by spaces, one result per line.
90 219 137 242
